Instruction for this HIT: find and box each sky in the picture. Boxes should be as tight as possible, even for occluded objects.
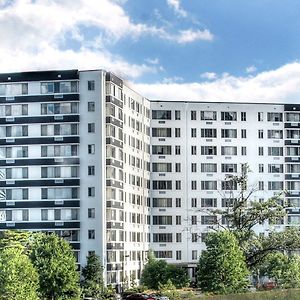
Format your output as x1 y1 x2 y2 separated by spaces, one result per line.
0 0 300 103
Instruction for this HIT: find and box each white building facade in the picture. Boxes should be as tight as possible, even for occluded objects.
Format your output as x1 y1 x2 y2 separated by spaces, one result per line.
0 69 299 285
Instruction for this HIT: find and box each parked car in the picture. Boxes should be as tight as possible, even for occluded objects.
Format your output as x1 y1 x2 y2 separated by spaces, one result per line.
149 294 169 300
126 294 156 300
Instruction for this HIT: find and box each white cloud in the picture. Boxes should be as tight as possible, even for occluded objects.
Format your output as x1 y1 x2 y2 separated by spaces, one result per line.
134 62 300 103
166 0 187 17
174 29 214 43
162 76 184 84
200 72 217 80
0 0 213 77
246 65 257 73
145 58 160 65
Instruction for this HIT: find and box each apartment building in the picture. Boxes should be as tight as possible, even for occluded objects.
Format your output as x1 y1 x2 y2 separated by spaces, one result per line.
0 69 299 285
0 70 151 286
150 101 300 279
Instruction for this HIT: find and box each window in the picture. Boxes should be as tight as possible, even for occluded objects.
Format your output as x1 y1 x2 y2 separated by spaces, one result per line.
201 111 216 120
175 145 181 155
88 144 95 154
88 80 95 91
152 145 171 155
201 198 217 207
221 111 237 121
153 233 172 242
88 230 95 239
41 81 78 94
268 164 283 173
88 102 95 112
152 163 172 172
221 146 237 155
268 147 283 156
241 146 247 156
259 164 264 173
176 216 181 225
154 251 172 259
88 187 95 197
201 215 217 225
153 216 172 225
0 83 28 95
176 233 182 242
191 110 197 120
222 181 237 190
88 123 95 133
241 112 246 121
201 146 217 155
176 198 181 207
152 110 171 120
241 129 247 138
201 181 217 190
258 147 264 156
175 180 181 190
191 146 197 155
152 198 172 207
152 181 172 190
175 163 181 172
175 110 181 120
286 113 300 122
88 208 95 218
191 181 197 190
201 128 217 138
287 130 300 139
191 198 197 207
268 112 282 122
191 128 197 137
191 215 197 225
221 164 237 173
286 164 300 173
258 112 263 121
190 233 198 243
201 163 217 172
259 181 264 191
268 130 283 139
191 163 197 172
192 250 198 260
152 128 171 137
258 130 264 139
176 251 182 260
268 181 283 190
175 128 181 137
88 166 95 176
221 129 237 138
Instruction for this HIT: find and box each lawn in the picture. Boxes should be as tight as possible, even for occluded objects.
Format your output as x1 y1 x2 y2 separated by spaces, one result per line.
193 289 300 300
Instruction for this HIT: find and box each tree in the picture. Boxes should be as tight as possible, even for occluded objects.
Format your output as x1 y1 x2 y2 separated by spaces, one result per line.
204 165 300 268
141 254 189 290
30 233 80 300
81 253 104 299
256 252 300 288
0 247 39 300
197 231 249 294
0 230 33 253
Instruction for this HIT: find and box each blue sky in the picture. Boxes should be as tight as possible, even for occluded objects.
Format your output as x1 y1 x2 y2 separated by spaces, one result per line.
0 0 300 102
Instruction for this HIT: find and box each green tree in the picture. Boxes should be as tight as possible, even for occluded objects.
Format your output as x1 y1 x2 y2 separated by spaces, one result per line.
0 230 33 253
30 233 80 300
257 252 300 288
197 231 249 294
81 253 104 299
0 247 39 300
206 165 300 268
141 254 189 289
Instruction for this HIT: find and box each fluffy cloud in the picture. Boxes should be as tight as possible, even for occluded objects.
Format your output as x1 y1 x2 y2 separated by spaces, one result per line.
0 0 213 78
200 72 218 80
246 65 257 74
134 62 300 103
166 0 187 17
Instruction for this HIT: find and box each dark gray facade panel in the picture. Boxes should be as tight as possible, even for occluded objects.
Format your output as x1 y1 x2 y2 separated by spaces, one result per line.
0 136 80 145
0 70 79 83
0 158 79 166
0 94 79 104
1 221 80 229
105 73 123 88
0 179 80 187
0 115 80 125
0 200 80 209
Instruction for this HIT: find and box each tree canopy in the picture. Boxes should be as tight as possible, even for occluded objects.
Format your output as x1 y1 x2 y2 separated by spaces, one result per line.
0 247 39 300
197 230 249 294
30 233 80 300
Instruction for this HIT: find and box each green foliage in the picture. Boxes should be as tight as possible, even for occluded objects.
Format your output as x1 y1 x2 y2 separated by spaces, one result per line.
0 247 39 300
141 255 189 289
30 233 80 300
197 231 249 294
256 252 300 288
0 230 33 253
102 284 116 300
158 279 180 300
81 253 105 299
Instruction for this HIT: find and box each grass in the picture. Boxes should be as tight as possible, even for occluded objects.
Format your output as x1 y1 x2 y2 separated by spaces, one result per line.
186 289 300 300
